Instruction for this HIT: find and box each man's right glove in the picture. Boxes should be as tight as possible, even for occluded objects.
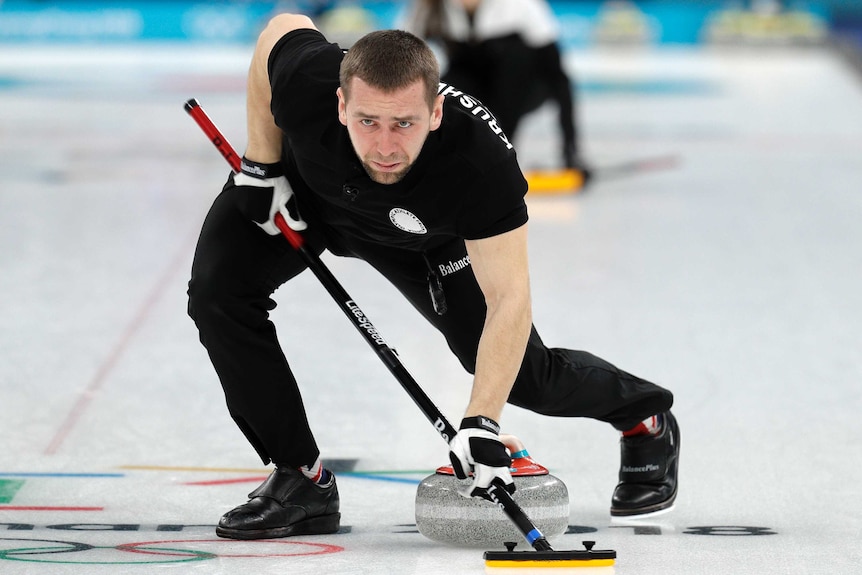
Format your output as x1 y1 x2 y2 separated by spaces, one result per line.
448 416 515 501
233 157 307 235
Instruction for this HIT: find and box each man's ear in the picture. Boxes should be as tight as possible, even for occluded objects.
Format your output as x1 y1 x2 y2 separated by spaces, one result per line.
336 87 347 126
429 94 444 131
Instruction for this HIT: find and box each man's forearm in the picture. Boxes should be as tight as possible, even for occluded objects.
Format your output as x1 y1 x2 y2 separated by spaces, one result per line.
244 13 318 163
245 22 283 163
246 76 282 162
463 226 532 423
464 298 532 422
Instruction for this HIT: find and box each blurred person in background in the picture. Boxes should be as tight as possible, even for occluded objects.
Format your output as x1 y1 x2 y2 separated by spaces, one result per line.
400 0 589 175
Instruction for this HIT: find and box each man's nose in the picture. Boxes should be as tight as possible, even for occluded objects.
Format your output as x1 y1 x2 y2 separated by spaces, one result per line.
376 128 399 157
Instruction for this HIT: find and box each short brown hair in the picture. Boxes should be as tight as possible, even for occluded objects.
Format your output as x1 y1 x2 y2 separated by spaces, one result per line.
340 30 440 109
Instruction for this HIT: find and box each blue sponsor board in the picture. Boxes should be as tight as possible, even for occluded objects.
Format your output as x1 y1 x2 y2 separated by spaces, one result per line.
0 1 840 45
0 1 276 43
550 1 832 48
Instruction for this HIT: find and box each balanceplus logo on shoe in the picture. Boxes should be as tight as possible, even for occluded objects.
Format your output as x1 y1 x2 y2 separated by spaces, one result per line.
622 463 661 473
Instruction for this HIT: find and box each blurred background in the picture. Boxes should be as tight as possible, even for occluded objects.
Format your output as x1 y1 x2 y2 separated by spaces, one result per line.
0 0 859 51
2 0 860 170
0 0 859 52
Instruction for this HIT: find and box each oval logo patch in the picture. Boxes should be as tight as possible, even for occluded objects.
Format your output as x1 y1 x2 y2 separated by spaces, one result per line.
389 208 427 234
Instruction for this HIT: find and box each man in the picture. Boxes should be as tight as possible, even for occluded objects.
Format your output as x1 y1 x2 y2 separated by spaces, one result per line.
187 13 678 541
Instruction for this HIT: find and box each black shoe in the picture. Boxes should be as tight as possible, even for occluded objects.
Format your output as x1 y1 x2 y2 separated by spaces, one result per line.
611 411 679 517
216 467 340 539
563 146 592 189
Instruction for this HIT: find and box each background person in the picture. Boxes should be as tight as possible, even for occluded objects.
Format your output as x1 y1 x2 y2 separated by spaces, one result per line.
400 0 588 174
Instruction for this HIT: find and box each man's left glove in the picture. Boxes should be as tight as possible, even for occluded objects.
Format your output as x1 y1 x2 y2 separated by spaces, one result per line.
448 416 515 501
233 157 307 235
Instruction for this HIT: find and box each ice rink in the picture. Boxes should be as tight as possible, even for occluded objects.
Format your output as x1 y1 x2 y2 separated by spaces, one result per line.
1 34 861 574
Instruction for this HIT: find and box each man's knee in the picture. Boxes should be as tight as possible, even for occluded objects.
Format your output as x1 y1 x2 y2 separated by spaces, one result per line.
187 274 222 329
186 263 247 331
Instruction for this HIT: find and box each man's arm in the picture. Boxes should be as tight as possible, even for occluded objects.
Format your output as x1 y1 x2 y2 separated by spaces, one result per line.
245 13 318 163
463 223 532 422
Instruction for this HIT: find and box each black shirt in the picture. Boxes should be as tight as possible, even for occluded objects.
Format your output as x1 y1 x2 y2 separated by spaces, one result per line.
268 28 528 251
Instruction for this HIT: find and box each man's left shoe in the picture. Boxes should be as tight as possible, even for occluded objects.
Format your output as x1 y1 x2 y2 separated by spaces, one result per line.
216 467 340 539
610 411 680 517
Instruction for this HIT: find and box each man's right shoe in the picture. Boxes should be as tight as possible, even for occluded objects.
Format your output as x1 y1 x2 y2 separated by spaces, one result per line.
216 467 340 540
610 411 680 517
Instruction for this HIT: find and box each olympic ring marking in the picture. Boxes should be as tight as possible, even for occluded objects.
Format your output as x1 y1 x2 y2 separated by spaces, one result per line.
117 539 345 558
0 536 345 564
1 546 211 564
0 537 212 564
0 538 92 555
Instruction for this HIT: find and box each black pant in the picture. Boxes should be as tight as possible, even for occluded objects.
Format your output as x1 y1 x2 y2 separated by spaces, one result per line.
188 180 673 467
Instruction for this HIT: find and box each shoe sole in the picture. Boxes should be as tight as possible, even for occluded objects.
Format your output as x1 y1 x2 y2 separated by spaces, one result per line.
610 488 677 517
216 512 341 540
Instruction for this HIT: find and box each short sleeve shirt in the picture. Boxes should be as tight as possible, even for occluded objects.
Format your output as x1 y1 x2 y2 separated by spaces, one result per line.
268 28 528 251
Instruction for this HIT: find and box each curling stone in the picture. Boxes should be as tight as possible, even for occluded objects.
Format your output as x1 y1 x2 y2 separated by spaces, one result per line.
415 435 569 547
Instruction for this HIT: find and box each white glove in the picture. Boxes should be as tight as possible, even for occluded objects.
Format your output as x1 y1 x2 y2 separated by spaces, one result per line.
233 157 307 235
448 416 515 501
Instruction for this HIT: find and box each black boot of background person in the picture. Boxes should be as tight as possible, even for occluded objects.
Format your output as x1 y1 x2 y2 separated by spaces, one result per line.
610 411 680 517
563 142 592 188
216 467 340 539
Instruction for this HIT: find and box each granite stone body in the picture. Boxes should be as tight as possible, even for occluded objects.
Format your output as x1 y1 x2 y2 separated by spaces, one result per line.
415 455 569 547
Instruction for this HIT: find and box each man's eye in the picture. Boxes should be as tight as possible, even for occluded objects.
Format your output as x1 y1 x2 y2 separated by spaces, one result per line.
398 121 412 128
360 119 374 126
